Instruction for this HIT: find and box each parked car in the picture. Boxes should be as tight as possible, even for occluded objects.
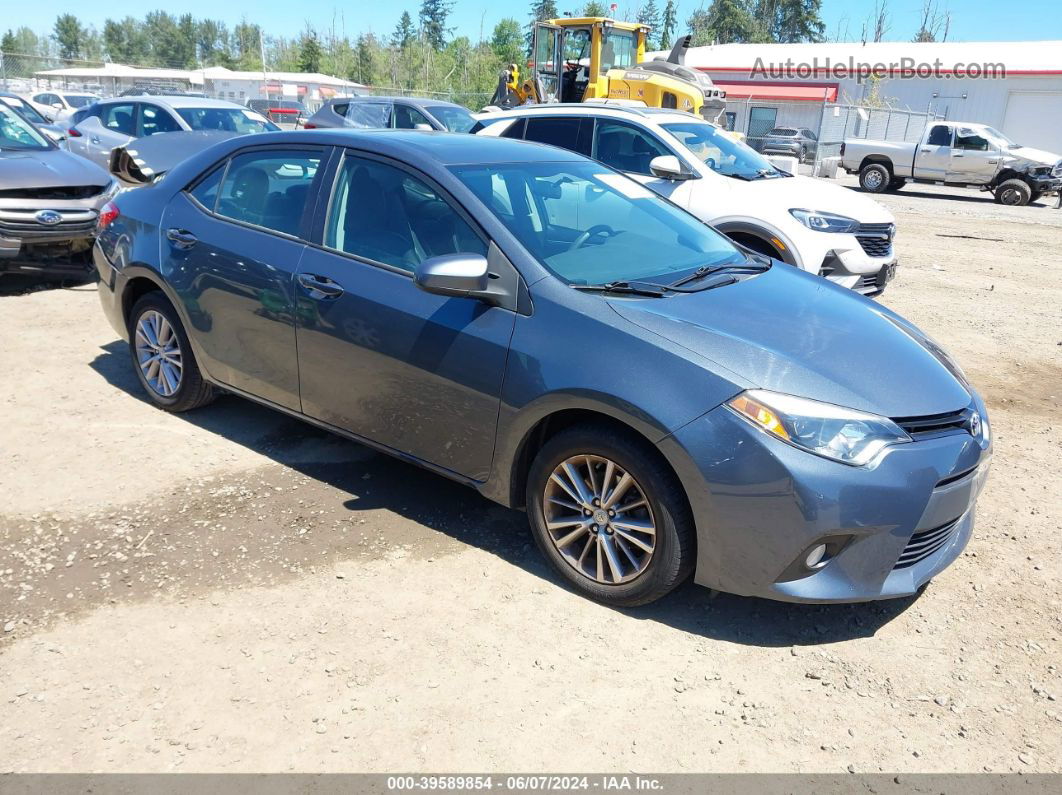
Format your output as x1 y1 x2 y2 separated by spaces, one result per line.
93 129 991 606
67 96 279 169
477 104 898 295
246 99 309 128
28 90 99 122
0 103 116 279
841 121 1062 206
760 126 818 163
0 91 68 144
304 96 477 133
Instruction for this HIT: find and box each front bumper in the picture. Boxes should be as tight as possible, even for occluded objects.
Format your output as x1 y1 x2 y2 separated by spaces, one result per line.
0 204 101 277
1029 174 1062 194
660 397 991 603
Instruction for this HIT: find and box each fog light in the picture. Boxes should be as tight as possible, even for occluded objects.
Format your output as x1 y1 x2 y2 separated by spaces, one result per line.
805 544 828 568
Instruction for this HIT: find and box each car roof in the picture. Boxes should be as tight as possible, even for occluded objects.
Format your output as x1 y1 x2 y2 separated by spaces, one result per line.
485 103 702 126
96 95 248 110
222 129 588 166
339 95 465 110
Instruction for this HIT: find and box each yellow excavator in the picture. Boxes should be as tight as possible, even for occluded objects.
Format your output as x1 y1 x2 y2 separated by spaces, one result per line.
488 18 727 124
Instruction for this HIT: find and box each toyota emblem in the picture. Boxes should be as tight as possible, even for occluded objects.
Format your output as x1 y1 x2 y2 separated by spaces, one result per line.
35 210 63 226
968 412 982 438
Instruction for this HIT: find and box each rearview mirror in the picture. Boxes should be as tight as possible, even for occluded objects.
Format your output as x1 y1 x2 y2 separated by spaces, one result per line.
649 155 693 181
414 253 490 298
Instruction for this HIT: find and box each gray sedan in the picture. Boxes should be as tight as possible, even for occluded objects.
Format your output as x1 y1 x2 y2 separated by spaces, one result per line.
304 96 477 133
93 130 990 606
67 96 278 169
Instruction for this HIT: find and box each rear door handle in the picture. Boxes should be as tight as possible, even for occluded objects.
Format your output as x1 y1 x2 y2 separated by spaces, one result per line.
90 135 101 144
166 228 198 249
297 273 344 298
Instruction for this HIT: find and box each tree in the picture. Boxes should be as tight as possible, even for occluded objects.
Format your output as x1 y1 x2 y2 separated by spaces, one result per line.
392 11 416 49
527 0 559 51
232 20 262 69
352 33 378 84
419 0 453 50
638 0 662 49
687 0 757 45
582 1 607 15
659 0 677 48
53 14 84 59
913 0 950 42
196 19 229 65
298 29 323 72
490 18 523 64
754 0 824 43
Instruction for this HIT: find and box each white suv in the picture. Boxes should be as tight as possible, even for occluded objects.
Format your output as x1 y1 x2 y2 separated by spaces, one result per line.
476 105 898 295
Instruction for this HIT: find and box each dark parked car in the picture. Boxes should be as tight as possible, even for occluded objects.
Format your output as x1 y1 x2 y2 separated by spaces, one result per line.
94 130 990 606
761 127 819 162
304 96 477 133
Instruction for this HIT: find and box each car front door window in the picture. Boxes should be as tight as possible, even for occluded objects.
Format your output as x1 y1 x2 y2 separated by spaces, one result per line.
394 105 433 129
593 119 670 176
138 104 182 137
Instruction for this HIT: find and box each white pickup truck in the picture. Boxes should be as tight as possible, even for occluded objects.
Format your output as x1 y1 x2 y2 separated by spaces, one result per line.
841 121 1062 206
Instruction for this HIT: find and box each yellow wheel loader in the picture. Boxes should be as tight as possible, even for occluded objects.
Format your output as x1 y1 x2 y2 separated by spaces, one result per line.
488 19 727 124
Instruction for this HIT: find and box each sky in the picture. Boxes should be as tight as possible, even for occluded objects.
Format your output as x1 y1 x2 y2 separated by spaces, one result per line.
9 0 1062 45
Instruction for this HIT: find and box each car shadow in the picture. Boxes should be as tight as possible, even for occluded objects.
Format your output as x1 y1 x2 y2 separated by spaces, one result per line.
0 274 96 297
89 339 919 647
850 185 1057 207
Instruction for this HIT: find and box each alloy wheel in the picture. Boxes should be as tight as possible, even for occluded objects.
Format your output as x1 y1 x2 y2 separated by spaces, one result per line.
542 455 657 585
134 310 183 397
864 169 884 189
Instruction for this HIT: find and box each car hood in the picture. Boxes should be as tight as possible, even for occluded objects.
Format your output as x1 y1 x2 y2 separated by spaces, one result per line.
0 147 109 188
1006 146 1061 166
608 264 972 418
745 174 894 223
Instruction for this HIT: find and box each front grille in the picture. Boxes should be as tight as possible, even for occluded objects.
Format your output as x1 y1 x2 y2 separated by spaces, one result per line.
0 208 97 240
895 518 960 569
0 185 105 200
893 408 972 439
855 222 894 258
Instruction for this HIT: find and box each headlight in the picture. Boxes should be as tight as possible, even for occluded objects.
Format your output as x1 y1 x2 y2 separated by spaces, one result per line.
102 178 121 199
727 389 911 466
789 208 860 234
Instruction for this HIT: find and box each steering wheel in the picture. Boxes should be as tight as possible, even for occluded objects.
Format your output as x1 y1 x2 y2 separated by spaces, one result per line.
705 157 717 170
568 224 616 252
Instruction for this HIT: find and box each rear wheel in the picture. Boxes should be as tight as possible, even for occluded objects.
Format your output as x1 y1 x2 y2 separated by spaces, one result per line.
994 179 1032 206
128 292 215 412
859 163 891 193
799 145 808 163
526 424 695 607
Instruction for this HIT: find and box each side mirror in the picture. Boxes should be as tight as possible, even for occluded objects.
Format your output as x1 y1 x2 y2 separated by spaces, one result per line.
414 253 490 298
52 102 64 110
649 155 693 181
413 123 434 131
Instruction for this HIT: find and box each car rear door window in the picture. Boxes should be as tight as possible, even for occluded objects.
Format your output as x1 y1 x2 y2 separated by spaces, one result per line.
331 102 349 118
524 117 592 156
138 104 182 137
215 149 323 238
593 119 670 176
100 103 137 136
324 154 486 272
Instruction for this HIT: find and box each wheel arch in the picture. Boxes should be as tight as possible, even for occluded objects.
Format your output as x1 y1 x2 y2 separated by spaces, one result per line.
713 219 801 268
858 155 894 174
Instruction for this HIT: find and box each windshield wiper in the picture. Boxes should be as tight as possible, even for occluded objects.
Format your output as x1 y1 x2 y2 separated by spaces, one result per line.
667 259 770 288
572 281 669 297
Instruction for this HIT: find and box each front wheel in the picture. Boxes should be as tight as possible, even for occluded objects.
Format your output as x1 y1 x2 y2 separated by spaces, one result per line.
128 292 216 412
859 163 891 193
887 177 907 192
994 178 1032 206
526 425 695 607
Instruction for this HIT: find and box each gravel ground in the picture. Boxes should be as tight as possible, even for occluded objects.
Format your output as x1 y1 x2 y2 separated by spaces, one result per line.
1 180 1060 773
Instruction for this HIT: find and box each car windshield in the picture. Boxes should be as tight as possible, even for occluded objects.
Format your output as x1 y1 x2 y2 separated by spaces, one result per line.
662 121 783 180
982 126 1019 148
176 107 279 133
451 160 743 286
0 104 51 151
1 97 48 125
65 95 97 108
427 105 476 133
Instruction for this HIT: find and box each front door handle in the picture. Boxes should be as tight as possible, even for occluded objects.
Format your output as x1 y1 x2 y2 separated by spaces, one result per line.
90 135 101 144
166 228 198 249
298 273 344 298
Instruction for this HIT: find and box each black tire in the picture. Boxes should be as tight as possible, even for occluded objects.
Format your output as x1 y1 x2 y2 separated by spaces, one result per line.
859 163 891 193
799 145 808 163
127 292 216 412
1028 190 1043 205
886 177 907 192
526 424 695 607
994 178 1032 206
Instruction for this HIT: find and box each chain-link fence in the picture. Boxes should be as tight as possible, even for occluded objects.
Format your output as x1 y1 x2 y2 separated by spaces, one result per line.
721 97 942 173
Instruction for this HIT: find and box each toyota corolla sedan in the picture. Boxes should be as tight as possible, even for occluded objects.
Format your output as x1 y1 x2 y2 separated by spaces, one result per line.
93 130 991 607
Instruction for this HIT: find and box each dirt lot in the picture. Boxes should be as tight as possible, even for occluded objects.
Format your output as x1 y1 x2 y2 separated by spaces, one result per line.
1 180 1060 774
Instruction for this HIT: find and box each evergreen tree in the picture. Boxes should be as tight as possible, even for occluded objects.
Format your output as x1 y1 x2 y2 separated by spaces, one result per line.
753 0 824 42
419 0 453 50
659 0 677 48
688 0 757 45
353 33 378 84
298 30 323 73
582 1 607 15
53 14 84 59
637 0 662 49
392 12 415 49
527 0 559 52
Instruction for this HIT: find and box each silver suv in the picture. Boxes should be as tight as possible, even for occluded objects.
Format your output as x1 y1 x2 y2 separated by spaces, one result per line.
0 103 115 280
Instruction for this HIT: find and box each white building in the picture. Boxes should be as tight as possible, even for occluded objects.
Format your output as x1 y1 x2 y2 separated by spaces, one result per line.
666 40 1062 151
32 63 366 109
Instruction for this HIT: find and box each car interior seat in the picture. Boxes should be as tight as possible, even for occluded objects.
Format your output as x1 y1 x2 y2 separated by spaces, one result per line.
341 166 418 268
